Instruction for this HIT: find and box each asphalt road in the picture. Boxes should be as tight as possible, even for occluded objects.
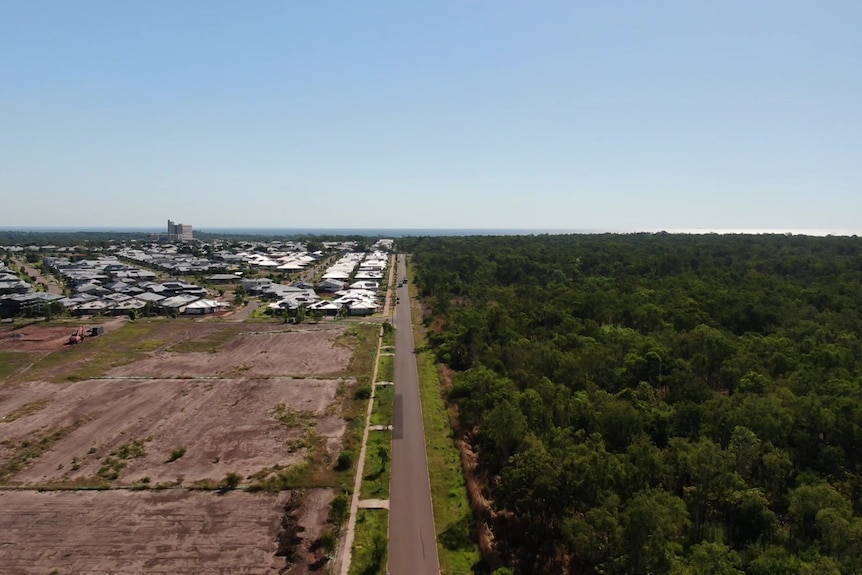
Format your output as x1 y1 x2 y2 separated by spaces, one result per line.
388 254 440 575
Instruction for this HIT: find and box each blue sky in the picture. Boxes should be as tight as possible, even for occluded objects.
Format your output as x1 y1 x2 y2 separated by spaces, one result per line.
2 1 860 232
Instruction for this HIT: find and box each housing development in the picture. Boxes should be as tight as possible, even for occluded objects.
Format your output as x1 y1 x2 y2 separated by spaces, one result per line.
0 232 409 575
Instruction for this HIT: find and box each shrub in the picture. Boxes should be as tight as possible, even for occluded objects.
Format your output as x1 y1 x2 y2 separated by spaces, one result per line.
167 447 186 462
328 493 350 525
335 451 354 471
354 385 372 400
220 472 242 491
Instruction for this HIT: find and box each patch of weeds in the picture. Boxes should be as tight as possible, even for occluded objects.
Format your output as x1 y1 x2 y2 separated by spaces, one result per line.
167 447 186 462
1 398 49 423
0 421 86 484
219 472 242 491
96 456 126 481
129 476 152 490
128 483 150 491
338 323 378 386
113 438 147 460
249 430 334 490
272 403 315 429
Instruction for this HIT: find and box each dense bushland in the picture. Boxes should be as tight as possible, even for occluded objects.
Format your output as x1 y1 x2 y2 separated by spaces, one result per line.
404 233 862 574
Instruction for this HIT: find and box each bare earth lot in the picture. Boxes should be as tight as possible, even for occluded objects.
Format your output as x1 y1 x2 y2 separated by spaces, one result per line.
109 327 352 378
0 377 343 485
0 490 294 574
0 319 361 574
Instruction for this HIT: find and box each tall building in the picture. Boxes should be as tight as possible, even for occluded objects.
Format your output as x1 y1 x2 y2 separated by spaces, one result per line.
167 219 193 242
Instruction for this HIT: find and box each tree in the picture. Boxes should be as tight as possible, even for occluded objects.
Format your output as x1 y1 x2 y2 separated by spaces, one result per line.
622 488 690 574
233 285 247 305
671 542 743 575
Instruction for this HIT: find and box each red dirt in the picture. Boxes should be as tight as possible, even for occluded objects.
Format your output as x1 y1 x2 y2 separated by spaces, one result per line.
0 326 79 351
0 377 343 486
107 327 353 378
0 318 129 352
0 490 290 574
0 319 358 573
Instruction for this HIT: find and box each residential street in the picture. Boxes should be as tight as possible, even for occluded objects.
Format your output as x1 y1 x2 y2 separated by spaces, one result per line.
388 254 440 574
16 259 63 295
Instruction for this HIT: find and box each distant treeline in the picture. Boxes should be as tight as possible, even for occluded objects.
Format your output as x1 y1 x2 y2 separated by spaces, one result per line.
0 231 150 247
403 233 862 574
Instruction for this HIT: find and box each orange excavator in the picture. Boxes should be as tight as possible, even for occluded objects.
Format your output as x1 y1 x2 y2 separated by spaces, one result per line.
68 326 85 345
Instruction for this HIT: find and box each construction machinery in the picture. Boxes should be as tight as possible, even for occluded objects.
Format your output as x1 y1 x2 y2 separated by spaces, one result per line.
68 326 85 345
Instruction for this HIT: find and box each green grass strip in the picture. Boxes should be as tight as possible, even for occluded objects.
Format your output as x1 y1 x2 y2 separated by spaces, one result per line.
348 508 389 575
370 385 394 427
377 354 394 382
359 431 391 500
409 260 482 574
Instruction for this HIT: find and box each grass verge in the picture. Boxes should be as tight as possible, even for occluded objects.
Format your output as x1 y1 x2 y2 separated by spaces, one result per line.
359 431 391 500
409 260 481 574
369 385 394 427
381 323 395 349
348 509 389 575
334 323 379 490
377 354 394 382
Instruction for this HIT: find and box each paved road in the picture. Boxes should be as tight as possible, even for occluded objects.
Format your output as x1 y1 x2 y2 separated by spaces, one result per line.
388 254 440 575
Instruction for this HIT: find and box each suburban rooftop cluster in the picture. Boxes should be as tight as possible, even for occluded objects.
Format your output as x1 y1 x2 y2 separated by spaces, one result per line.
41 256 224 317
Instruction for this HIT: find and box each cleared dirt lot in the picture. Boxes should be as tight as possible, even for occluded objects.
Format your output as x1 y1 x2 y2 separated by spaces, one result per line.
0 377 343 486
109 327 353 378
0 489 299 574
0 319 369 574
0 317 129 353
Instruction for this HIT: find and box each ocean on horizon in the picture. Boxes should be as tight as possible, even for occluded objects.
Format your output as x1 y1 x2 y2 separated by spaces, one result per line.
1 226 860 237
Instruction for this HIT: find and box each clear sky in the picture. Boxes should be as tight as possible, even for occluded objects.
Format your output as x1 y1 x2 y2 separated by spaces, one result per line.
2 1 860 232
